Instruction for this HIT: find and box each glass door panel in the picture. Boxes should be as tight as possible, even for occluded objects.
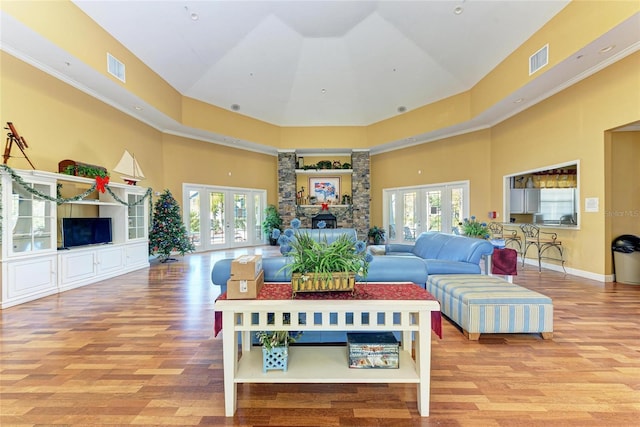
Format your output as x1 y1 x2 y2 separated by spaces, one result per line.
388 193 397 240
210 192 225 245
402 191 417 242
188 191 201 248
425 190 442 232
232 193 247 244
383 181 469 243
450 187 464 233
184 184 265 251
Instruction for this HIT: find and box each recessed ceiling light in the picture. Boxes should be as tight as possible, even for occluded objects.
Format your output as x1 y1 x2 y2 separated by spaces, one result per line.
134 106 143 111
230 104 240 111
321 88 327 94
190 13 199 21
599 45 614 54
514 98 524 104
397 106 407 113
453 6 463 15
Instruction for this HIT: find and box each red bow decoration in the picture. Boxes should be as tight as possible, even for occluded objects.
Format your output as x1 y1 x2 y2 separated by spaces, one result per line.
95 176 110 193
321 202 329 211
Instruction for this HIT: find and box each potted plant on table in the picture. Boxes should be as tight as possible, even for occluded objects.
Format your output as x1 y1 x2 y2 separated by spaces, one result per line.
459 216 490 239
256 329 301 373
368 226 386 245
262 204 283 245
278 218 373 295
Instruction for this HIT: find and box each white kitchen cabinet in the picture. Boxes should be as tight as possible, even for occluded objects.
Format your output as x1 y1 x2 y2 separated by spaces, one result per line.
510 189 540 214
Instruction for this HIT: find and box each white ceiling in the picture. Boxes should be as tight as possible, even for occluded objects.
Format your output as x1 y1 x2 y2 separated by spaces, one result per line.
1 2 638 154
71 0 571 127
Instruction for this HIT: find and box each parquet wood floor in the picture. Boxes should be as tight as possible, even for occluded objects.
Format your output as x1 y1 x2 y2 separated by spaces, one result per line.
1 246 639 426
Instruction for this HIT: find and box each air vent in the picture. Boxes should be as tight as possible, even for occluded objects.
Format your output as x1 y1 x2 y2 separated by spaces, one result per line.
107 53 126 82
529 44 548 75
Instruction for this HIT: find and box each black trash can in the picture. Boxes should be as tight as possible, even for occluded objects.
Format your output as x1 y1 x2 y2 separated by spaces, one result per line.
612 235 640 285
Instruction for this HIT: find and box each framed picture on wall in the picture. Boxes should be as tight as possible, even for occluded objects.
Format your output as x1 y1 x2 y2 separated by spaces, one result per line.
309 176 341 203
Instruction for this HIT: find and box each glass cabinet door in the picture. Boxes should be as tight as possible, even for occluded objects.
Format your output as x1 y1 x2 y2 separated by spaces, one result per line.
127 193 146 240
10 181 55 254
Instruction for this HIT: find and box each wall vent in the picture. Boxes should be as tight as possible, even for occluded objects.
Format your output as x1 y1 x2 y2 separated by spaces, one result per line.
529 44 548 75
107 53 126 82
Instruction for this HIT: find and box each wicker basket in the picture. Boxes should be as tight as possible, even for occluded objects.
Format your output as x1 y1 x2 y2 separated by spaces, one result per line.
291 272 356 296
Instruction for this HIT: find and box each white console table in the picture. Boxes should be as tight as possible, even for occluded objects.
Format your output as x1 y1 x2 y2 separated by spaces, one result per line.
214 283 441 417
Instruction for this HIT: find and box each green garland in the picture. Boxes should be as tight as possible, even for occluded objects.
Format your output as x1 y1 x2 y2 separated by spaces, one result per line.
0 164 153 240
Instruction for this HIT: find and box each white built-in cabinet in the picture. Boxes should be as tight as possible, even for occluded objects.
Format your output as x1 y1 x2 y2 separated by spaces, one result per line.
510 189 540 214
1 168 150 308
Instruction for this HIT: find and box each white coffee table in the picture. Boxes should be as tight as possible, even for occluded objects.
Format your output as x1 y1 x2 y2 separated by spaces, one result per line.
214 283 441 417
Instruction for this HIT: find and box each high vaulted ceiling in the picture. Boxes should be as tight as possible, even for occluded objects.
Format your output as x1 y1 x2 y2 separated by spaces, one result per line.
2 2 638 154
71 0 570 127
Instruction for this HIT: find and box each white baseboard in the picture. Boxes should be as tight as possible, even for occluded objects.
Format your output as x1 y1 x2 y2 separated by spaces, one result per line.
520 258 610 283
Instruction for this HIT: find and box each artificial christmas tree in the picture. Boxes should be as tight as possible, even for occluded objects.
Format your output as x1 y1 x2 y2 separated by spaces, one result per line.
149 189 195 262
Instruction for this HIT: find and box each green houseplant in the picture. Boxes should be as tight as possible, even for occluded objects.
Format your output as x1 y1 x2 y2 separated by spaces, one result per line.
278 218 373 294
368 226 386 245
459 216 489 238
262 204 283 245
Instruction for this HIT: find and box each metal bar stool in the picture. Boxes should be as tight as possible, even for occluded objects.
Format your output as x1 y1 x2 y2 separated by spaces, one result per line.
519 223 566 273
488 222 522 253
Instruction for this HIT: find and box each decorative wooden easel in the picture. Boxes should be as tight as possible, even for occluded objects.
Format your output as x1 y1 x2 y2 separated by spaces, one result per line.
4 122 35 169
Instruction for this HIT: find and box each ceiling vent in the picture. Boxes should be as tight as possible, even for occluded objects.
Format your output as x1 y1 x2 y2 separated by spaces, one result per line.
107 53 126 82
529 44 548 75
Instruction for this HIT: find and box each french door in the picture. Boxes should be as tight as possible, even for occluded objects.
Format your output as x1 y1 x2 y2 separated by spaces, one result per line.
183 184 266 251
383 181 469 243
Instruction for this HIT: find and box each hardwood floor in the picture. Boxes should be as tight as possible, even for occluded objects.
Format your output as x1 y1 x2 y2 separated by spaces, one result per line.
1 246 639 426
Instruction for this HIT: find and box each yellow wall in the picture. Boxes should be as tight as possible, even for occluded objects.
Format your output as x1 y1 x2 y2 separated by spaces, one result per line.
160 134 277 203
0 50 277 206
0 51 165 192
609 131 640 240
2 0 182 121
370 129 493 226
489 52 639 275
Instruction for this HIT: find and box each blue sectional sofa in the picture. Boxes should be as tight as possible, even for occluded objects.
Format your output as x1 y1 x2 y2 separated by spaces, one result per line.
289 227 357 244
211 231 494 293
211 230 494 343
383 231 495 275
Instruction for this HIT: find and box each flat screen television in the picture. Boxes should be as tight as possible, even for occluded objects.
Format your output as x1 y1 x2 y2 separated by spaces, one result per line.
61 217 113 248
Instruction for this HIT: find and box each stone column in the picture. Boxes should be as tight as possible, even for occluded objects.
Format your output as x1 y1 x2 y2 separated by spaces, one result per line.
277 150 297 226
351 150 370 239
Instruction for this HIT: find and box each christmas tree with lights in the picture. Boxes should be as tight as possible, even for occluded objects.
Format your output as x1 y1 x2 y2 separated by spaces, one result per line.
149 189 195 262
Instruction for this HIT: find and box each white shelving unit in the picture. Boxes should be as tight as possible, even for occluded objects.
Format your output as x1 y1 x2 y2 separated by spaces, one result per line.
215 295 440 417
1 168 150 308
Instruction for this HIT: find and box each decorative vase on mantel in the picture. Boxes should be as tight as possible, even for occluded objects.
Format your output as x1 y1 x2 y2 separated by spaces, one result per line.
262 345 289 373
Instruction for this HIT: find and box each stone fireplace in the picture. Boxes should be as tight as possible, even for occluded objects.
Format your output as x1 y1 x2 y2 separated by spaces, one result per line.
312 212 337 229
277 150 370 238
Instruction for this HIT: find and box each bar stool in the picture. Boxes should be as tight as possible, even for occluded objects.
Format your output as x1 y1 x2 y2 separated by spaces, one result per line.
488 222 522 253
520 223 566 273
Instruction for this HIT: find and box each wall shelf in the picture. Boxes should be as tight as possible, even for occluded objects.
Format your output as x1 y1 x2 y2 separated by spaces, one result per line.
295 169 353 175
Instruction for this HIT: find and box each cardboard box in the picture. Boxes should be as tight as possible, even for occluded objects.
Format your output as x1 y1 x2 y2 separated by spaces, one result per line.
227 270 264 299
230 254 263 280
347 332 399 369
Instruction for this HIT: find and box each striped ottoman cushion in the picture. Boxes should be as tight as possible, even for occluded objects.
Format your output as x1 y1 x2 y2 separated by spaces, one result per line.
426 274 553 339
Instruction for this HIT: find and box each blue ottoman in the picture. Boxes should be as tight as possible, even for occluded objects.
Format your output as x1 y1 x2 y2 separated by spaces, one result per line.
426 274 553 340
